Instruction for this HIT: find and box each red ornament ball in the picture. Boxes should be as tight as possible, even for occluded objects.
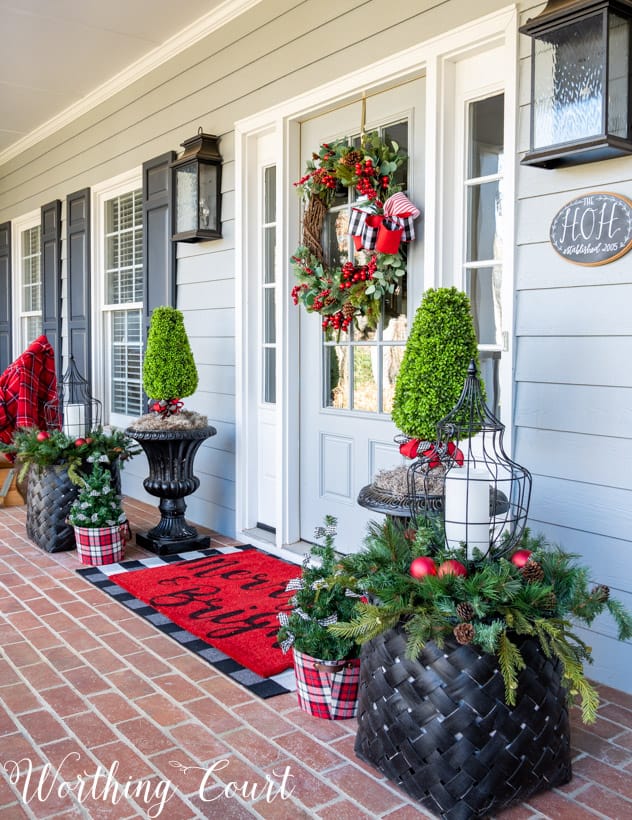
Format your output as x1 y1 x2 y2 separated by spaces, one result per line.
74 438 87 447
36 430 50 442
437 559 468 578
410 557 437 578
510 549 532 568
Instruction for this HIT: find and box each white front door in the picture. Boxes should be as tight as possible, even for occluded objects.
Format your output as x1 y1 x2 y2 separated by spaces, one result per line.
298 79 426 552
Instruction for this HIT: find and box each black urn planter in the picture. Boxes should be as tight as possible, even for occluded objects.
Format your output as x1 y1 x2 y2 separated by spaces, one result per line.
126 425 216 556
354 625 572 819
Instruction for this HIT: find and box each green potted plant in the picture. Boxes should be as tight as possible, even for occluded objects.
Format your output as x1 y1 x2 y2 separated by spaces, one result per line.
139 305 202 426
126 306 217 555
391 286 482 442
1 427 138 553
277 516 365 719
330 517 632 816
68 462 129 565
359 287 483 518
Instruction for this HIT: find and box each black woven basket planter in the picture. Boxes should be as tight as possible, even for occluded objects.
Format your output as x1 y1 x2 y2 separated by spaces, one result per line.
26 462 121 554
354 625 572 819
26 465 80 553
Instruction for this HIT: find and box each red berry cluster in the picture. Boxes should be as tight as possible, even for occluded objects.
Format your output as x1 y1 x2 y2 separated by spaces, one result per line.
312 288 332 312
354 158 388 201
338 255 377 290
322 310 351 332
291 283 308 305
294 165 336 191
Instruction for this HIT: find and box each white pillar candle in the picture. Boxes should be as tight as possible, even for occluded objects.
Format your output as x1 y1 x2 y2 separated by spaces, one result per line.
63 403 85 437
445 466 490 558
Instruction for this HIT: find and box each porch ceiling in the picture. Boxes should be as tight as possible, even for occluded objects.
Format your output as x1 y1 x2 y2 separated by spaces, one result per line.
0 0 226 158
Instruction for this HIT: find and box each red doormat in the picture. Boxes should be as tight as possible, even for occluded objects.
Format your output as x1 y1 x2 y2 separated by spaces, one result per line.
109 548 297 678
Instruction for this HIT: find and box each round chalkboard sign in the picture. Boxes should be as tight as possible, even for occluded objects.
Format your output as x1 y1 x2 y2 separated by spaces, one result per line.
549 192 632 266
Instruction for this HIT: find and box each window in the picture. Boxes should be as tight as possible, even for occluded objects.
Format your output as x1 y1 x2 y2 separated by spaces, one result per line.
261 164 277 404
463 94 504 415
94 175 143 423
13 213 42 350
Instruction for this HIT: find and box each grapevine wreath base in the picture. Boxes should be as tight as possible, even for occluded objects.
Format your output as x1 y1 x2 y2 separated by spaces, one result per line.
291 133 421 332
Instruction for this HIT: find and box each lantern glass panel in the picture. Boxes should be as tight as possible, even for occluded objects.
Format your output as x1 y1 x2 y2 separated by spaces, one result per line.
533 13 605 149
175 163 198 234
608 13 631 138
198 163 218 231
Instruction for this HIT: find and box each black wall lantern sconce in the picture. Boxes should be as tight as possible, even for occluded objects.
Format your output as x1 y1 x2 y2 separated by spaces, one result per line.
171 129 222 241
521 0 632 168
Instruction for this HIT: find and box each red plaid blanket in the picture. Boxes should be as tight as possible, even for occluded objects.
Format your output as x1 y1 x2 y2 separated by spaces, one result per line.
0 335 58 447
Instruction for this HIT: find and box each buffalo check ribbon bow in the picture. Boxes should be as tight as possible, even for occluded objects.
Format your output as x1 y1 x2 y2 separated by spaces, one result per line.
398 438 464 468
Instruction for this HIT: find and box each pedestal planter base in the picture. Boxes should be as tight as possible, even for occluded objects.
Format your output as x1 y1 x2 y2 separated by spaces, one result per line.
126 425 216 555
135 529 210 556
355 627 571 819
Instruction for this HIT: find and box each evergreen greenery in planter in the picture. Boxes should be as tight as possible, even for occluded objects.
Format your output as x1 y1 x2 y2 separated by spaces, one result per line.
67 462 126 528
277 516 366 661
391 287 482 442
331 517 632 722
2 427 138 483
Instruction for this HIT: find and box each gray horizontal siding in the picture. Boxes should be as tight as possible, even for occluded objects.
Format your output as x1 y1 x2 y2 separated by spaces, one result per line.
515 1 632 691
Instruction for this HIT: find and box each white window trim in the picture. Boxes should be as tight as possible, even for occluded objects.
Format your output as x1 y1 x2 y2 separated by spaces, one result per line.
91 168 143 428
11 209 41 356
235 6 518 550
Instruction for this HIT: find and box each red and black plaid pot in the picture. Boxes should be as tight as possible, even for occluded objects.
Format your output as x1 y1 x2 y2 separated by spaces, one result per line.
73 523 128 565
292 649 360 720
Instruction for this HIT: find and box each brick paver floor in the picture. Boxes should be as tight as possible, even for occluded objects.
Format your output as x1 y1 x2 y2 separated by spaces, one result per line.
1 497 631 819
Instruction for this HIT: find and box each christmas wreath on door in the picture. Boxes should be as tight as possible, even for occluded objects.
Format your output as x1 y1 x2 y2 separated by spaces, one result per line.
291 132 421 333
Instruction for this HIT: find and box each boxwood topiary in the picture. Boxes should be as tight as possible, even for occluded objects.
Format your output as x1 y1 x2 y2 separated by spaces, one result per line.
391 287 483 441
142 306 198 403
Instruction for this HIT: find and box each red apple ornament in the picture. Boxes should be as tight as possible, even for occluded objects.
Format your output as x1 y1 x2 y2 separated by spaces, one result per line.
36 430 50 441
510 549 532 568
410 557 437 578
437 559 468 578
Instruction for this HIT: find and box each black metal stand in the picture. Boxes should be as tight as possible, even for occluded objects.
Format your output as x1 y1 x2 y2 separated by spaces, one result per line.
126 424 216 556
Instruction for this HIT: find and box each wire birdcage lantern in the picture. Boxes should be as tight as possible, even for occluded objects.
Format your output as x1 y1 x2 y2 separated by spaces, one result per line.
408 360 531 558
44 357 102 438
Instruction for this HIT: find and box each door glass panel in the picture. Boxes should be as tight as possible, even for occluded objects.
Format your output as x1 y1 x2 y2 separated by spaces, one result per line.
353 346 378 412
320 120 410 414
324 345 349 409
469 95 504 177
466 182 502 262
261 164 277 404
464 93 504 415
466 266 502 346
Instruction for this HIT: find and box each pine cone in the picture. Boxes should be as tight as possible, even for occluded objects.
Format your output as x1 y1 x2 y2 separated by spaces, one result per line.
521 559 545 583
456 602 475 622
453 622 475 645
342 302 355 318
591 584 610 603
340 149 362 167
540 592 557 613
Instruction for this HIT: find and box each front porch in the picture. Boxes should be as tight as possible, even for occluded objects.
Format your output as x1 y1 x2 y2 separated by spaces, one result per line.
1 498 631 819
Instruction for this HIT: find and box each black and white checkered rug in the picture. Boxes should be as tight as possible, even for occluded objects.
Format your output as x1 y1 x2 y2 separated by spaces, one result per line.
76 545 297 699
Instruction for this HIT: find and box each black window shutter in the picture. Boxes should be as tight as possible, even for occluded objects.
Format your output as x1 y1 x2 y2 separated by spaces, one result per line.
66 189 91 385
0 221 12 372
142 152 176 346
41 200 62 378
